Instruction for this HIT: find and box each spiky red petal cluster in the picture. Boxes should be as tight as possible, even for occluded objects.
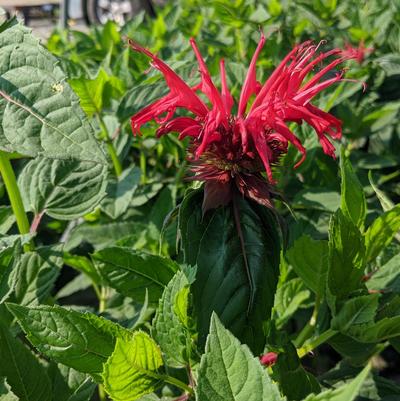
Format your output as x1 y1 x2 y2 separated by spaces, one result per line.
129 35 361 211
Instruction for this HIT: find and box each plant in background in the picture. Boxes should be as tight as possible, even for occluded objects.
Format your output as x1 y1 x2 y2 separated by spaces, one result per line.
0 2 400 401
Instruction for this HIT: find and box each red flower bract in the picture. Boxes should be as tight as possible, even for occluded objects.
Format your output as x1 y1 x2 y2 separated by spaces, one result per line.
129 35 361 212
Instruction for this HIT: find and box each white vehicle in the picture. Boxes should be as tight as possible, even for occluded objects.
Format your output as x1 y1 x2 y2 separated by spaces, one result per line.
0 0 155 25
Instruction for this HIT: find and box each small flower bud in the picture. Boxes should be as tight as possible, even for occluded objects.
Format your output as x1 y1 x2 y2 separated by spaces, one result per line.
260 352 278 367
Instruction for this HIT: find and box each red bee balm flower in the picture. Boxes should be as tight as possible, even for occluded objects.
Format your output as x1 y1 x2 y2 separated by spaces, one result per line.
129 35 360 213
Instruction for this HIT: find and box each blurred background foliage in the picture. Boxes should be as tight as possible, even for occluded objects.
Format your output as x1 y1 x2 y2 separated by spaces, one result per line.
44 0 400 247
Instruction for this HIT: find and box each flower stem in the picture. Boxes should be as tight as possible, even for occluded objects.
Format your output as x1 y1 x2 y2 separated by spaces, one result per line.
159 374 193 395
294 295 320 348
98 286 108 401
97 115 123 177
297 328 337 358
0 150 33 251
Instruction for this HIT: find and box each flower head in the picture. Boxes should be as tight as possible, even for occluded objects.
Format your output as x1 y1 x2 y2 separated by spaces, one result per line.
129 35 361 212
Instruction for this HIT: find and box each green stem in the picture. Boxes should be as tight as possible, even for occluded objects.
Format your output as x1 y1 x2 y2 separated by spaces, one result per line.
98 286 108 314
97 115 123 177
98 286 108 401
294 296 320 348
140 148 147 184
159 374 193 395
98 384 107 401
0 150 32 251
297 329 337 358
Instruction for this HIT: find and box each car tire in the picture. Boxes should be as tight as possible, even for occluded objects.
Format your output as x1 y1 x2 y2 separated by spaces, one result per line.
86 0 154 25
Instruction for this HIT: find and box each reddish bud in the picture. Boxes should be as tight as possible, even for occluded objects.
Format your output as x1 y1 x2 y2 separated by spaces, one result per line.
260 352 278 367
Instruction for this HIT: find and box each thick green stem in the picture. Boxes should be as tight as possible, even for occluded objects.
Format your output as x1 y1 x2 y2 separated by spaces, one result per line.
297 329 337 358
98 115 123 177
98 286 108 314
159 374 193 395
0 150 32 251
98 286 108 400
294 296 320 348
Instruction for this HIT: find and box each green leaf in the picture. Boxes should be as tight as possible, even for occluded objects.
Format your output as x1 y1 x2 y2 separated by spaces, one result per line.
196 313 284 401
102 332 163 401
364 205 400 263
0 23 106 164
302 363 370 401
6 303 129 381
286 236 328 296
65 221 138 251
178 189 210 266
273 342 320 400
0 241 20 303
92 247 178 303
331 294 379 332
0 325 52 401
375 54 400 76
187 193 282 354
274 278 311 329
69 68 109 117
340 150 366 228
0 377 18 401
368 171 395 211
117 82 168 122
346 317 400 343
153 271 190 368
10 245 63 306
327 210 366 306
55 273 92 300
293 189 340 212
18 157 107 220
49 364 95 401
367 253 400 293
0 206 14 235
101 166 141 219
63 253 101 284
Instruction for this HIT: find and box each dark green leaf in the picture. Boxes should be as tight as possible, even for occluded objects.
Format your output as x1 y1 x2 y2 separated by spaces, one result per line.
92 247 178 303
273 342 320 400
49 364 95 401
0 325 52 401
192 195 282 354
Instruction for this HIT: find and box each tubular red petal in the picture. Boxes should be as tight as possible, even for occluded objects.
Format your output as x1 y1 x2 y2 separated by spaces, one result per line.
238 32 266 116
156 117 200 137
128 38 208 117
220 59 234 115
189 38 226 114
249 41 312 115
